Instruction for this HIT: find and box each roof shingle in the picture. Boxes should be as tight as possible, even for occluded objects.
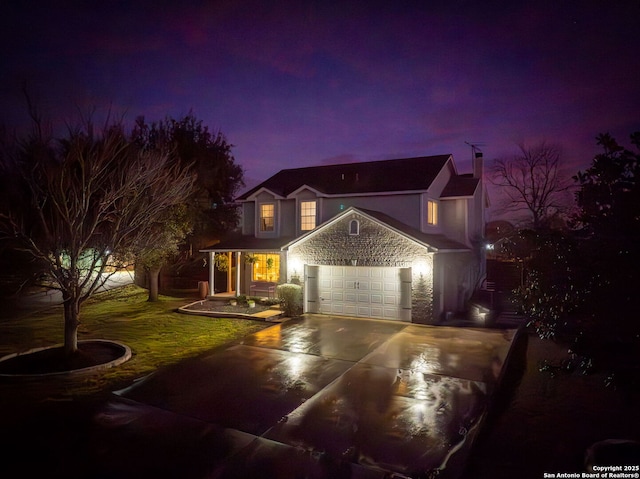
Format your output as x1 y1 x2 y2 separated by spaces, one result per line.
239 154 452 199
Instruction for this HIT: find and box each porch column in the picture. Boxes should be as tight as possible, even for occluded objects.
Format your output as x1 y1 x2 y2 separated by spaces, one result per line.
209 251 215 296
227 252 233 293
235 251 241 295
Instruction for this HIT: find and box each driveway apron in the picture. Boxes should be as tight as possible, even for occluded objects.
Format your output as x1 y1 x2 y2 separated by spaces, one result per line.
90 315 519 478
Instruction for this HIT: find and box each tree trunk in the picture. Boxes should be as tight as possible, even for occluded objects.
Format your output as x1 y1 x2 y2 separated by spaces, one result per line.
148 266 161 301
63 296 80 355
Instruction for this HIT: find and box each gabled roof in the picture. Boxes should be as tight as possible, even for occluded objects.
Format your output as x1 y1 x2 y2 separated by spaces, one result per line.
440 174 480 198
202 207 470 253
285 206 469 252
239 154 452 199
356 208 469 251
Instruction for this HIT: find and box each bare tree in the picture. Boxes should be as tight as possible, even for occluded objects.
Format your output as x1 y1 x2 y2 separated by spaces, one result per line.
0 119 194 355
490 142 573 229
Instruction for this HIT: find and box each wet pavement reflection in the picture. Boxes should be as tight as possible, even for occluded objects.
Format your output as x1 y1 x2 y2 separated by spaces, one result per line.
241 316 407 361
89 315 519 478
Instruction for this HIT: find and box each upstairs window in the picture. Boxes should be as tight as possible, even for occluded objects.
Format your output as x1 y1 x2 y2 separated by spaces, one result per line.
300 200 317 231
260 203 275 232
349 219 360 235
427 200 438 226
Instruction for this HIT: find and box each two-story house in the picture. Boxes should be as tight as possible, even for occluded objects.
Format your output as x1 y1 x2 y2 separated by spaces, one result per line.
202 153 488 323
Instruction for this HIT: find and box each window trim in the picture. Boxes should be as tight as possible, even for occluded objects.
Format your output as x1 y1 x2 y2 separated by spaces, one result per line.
300 200 317 231
251 253 280 282
259 202 275 233
427 199 438 226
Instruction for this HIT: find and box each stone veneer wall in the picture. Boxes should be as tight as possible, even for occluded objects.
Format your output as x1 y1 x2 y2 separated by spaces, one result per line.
288 212 435 323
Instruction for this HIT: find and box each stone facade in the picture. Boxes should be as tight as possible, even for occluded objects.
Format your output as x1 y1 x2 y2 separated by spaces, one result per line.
287 211 435 323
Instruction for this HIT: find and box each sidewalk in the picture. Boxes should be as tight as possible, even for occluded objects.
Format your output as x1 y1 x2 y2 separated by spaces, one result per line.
5 271 135 318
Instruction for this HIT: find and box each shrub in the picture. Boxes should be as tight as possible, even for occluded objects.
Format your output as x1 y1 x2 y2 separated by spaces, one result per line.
276 283 302 317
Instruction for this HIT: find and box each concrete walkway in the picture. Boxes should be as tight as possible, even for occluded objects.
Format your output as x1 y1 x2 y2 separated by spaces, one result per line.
83 315 520 478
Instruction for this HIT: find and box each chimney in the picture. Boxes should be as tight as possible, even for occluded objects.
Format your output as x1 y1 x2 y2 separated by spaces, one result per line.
473 151 483 179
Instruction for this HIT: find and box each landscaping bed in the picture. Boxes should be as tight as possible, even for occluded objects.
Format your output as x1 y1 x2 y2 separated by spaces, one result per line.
179 298 284 320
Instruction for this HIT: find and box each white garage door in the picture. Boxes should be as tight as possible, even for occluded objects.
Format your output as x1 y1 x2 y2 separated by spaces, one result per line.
312 266 410 321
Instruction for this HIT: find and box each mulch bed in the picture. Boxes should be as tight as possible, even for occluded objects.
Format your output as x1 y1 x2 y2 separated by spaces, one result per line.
0 341 125 375
182 300 278 316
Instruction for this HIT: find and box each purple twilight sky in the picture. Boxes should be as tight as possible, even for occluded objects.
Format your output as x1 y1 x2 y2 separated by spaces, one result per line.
2 0 639 218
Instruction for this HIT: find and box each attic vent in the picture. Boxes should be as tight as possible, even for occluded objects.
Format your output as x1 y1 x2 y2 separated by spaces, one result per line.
349 219 360 235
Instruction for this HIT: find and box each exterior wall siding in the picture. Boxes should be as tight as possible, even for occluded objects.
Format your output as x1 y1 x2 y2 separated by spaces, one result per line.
434 250 477 313
280 199 296 237
242 202 255 236
441 198 467 246
321 194 422 230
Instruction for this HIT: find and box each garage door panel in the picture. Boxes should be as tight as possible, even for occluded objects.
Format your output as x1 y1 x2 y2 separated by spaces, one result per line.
384 295 398 305
384 281 399 292
330 266 345 277
331 303 344 314
383 269 398 279
357 293 370 302
317 266 407 321
357 268 372 278
344 304 357 315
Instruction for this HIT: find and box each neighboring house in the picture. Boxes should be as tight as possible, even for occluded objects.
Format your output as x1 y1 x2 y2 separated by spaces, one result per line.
202 153 488 323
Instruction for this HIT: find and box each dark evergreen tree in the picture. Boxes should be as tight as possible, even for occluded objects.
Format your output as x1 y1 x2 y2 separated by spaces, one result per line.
573 132 640 331
132 113 244 251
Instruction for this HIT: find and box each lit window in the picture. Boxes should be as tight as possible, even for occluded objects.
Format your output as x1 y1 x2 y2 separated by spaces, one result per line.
260 204 274 232
300 200 316 231
427 200 438 225
251 253 280 282
349 219 359 235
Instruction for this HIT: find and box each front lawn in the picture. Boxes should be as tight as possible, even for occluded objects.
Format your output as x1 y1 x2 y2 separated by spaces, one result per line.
0 284 269 400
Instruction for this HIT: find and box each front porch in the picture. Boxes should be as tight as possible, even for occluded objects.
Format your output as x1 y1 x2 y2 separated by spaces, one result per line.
203 249 284 299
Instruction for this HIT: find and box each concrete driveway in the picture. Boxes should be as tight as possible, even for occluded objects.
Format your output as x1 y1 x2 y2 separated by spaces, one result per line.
88 315 520 478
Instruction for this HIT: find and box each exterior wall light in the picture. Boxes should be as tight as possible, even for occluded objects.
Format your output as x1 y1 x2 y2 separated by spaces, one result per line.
414 260 432 276
288 257 303 282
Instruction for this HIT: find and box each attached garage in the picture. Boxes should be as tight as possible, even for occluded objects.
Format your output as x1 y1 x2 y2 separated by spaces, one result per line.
305 265 412 321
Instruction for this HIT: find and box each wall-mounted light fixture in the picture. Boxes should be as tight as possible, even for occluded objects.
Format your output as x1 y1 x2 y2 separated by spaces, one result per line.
413 260 432 276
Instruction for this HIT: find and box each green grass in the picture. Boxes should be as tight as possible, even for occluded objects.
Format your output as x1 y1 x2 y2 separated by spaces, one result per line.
0 284 270 399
